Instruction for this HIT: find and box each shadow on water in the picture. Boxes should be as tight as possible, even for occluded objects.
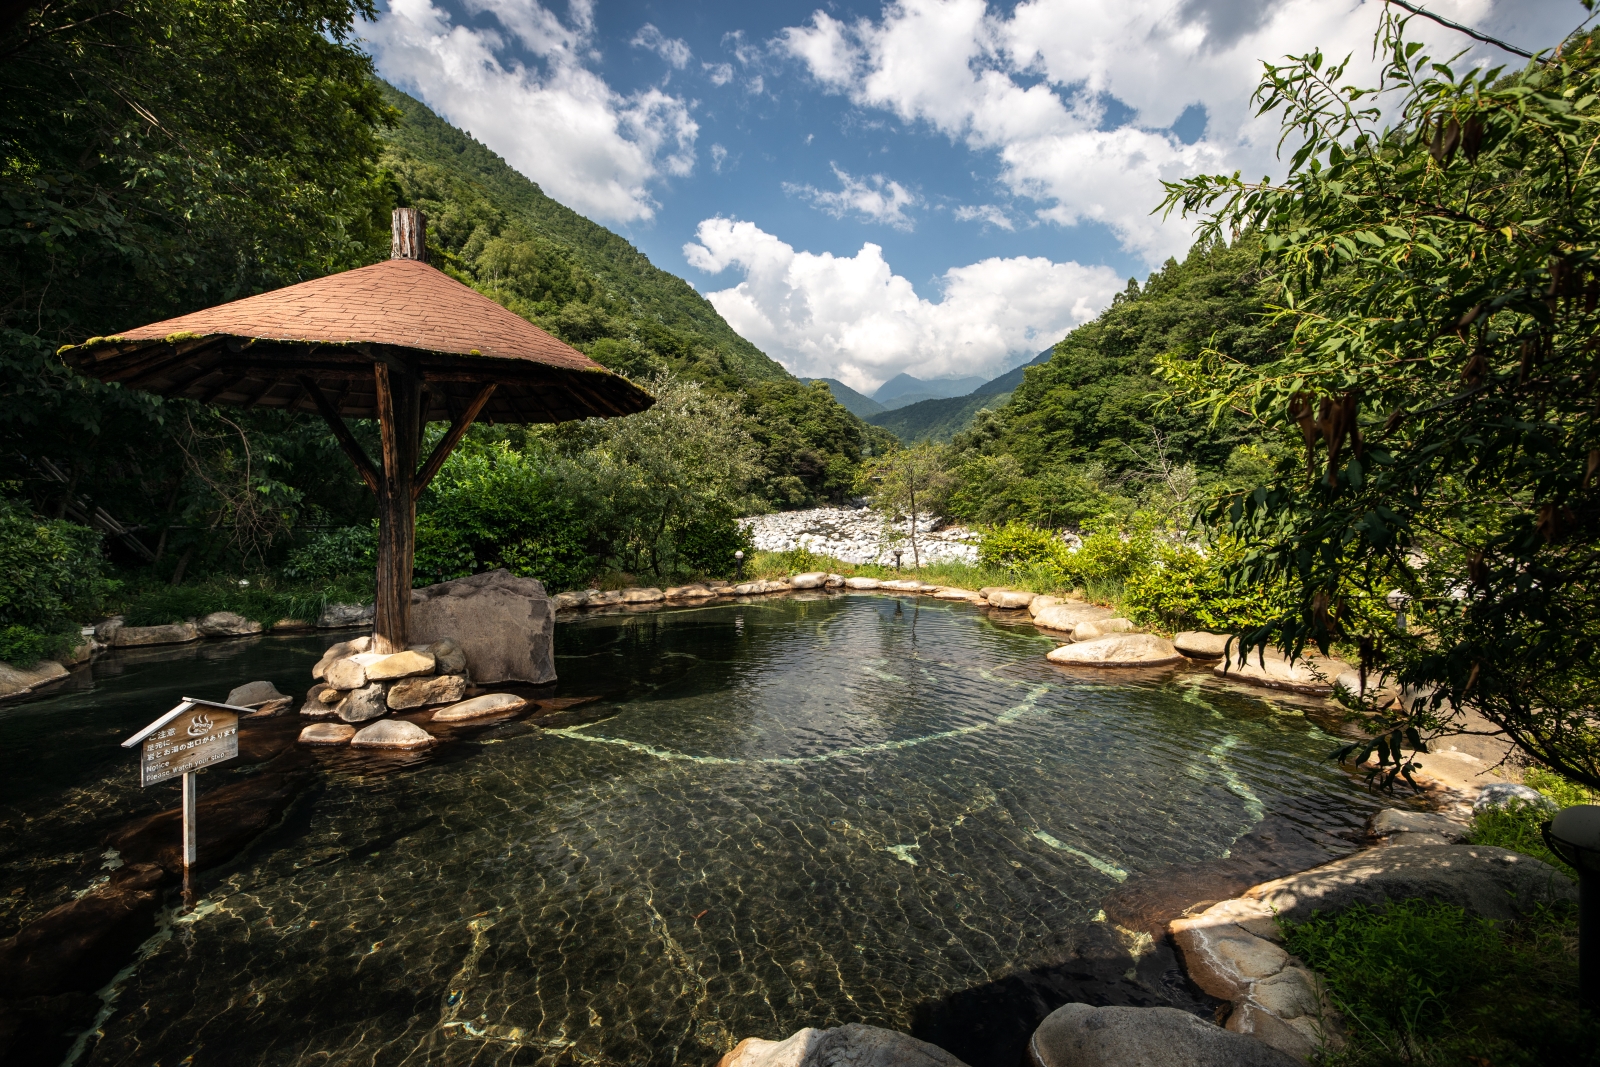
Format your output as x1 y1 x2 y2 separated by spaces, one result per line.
0 596 1381 1067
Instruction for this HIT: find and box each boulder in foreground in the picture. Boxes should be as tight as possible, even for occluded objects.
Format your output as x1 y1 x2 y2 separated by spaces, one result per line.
411 568 555 685
1047 634 1183 668
1027 1003 1299 1067
719 1023 967 1067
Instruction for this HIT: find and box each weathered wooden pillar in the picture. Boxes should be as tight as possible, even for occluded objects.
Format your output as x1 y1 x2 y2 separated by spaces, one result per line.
372 361 422 653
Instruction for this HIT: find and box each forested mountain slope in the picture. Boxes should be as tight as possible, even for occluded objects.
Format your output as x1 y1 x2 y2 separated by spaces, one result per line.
806 378 886 418
376 83 889 505
867 349 1054 444
942 237 1285 526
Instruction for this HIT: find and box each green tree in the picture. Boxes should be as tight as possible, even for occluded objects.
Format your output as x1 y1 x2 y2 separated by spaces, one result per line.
1160 12 1600 787
859 443 952 568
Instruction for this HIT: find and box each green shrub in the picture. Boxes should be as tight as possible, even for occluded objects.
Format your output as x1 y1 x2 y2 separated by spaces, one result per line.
0 495 104 665
1281 899 1592 1066
282 526 375 582
977 521 1074 582
420 442 596 591
1469 800 1571 878
674 506 753 579
1122 538 1284 632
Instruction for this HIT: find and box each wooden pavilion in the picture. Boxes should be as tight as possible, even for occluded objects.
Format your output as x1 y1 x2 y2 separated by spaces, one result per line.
62 210 653 652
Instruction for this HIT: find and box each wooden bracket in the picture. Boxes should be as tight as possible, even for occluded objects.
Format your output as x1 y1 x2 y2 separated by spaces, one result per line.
414 383 496 500
298 374 380 493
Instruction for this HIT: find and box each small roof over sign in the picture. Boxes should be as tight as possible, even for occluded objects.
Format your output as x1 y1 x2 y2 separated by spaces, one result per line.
121 697 256 748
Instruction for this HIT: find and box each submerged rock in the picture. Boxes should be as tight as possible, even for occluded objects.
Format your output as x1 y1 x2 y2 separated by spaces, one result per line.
411 569 555 685
1027 1004 1299 1067
388 673 467 709
432 692 528 722
719 1023 968 1067
1174 631 1231 658
196 611 263 638
0 865 165 1001
299 723 356 746
350 719 436 749
1047 634 1183 668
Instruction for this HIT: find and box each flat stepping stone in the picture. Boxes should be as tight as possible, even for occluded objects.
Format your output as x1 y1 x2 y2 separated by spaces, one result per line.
432 692 529 722
299 723 355 746
1047 634 1184 667
1175 630 1232 657
350 719 436 749
844 577 881 589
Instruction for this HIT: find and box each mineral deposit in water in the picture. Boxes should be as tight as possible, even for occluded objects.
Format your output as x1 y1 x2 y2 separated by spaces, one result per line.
0 596 1379 1066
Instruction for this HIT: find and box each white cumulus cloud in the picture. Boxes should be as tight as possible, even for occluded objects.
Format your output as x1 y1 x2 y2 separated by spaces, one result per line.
367 0 697 224
775 0 1577 264
683 217 1122 391
632 23 691 68
785 165 921 230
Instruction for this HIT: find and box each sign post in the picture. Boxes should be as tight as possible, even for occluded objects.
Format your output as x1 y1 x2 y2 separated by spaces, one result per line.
122 698 249 889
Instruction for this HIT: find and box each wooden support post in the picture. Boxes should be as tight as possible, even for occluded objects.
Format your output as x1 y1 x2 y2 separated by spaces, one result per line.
414 383 496 500
373 362 423 653
300 375 380 494
182 771 198 867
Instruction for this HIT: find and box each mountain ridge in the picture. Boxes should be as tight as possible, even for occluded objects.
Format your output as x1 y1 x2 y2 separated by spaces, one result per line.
867 348 1058 443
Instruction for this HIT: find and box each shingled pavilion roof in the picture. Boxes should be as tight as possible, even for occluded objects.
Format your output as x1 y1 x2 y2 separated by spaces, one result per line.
60 257 653 423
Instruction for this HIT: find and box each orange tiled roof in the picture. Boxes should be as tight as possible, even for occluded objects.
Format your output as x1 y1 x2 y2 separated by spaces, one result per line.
111 258 597 370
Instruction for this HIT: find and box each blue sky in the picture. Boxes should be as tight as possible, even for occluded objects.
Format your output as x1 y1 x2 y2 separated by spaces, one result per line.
368 0 1578 392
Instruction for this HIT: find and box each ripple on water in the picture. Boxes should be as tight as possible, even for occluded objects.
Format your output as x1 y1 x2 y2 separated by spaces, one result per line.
0 595 1378 1066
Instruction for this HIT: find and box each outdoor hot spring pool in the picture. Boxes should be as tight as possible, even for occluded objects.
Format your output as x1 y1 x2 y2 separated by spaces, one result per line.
0 593 1382 1067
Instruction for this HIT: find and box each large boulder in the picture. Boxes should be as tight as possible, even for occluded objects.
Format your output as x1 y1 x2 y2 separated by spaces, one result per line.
324 652 384 690
196 611 263 638
0 659 69 701
1047 635 1184 668
1214 647 1350 694
621 586 665 603
844 577 882 590
719 1024 967 1067
112 621 199 647
1028 595 1063 617
411 569 555 684
789 572 829 590
316 602 373 629
1244 843 1573 922
1369 809 1469 847
987 589 1036 609
350 719 435 749
1027 1004 1299 1067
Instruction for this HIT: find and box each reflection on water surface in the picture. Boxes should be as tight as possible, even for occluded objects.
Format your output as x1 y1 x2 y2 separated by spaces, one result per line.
0 594 1378 1066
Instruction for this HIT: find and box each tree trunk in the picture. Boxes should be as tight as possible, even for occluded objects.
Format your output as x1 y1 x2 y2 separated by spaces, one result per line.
372 363 423 653
908 465 921 569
